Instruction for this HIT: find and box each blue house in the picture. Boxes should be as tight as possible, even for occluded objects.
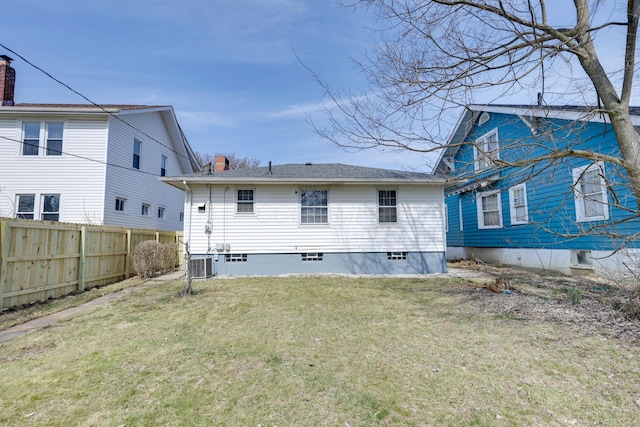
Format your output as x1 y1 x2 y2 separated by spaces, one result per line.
435 104 640 278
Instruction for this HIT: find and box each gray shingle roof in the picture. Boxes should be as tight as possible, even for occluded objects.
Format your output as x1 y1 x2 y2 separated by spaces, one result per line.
162 163 446 190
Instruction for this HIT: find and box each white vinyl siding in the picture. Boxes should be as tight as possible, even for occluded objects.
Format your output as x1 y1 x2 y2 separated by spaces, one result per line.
185 185 446 255
573 162 609 222
477 190 503 229
508 183 529 225
0 109 191 230
0 117 107 224
103 111 189 231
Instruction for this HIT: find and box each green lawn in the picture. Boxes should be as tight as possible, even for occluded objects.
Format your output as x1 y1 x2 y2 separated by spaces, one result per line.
0 275 638 426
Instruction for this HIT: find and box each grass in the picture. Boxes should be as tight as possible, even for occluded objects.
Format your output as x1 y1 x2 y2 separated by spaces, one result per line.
0 275 639 426
0 277 146 331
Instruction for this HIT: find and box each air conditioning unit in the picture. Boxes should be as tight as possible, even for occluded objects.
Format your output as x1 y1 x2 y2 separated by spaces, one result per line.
189 257 213 279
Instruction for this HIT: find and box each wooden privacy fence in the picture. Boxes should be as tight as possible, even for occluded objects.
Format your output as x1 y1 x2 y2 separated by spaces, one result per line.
0 218 183 310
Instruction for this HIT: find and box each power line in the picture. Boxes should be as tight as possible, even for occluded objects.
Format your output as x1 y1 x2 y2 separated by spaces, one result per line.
0 43 197 165
0 134 166 178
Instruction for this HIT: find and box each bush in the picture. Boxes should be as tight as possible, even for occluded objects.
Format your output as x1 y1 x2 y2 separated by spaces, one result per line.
132 240 178 278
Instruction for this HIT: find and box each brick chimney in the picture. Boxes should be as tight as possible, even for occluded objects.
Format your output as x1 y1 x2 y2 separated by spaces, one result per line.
0 55 15 106
215 156 230 172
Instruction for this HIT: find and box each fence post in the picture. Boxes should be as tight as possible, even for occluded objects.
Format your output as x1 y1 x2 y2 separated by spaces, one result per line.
125 230 132 278
78 225 86 292
0 220 8 309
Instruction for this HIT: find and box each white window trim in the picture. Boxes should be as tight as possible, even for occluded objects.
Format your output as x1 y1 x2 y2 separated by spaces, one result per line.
157 206 166 219
20 121 66 157
476 190 503 229
115 197 127 214
458 197 464 231
236 188 255 214
573 162 609 222
300 189 329 225
160 154 167 177
378 189 398 224
141 203 150 217
473 128 499 171
508 183 529 225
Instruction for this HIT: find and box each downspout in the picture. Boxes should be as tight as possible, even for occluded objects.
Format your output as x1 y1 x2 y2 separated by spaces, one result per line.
183 181 192 268
207 184 212 254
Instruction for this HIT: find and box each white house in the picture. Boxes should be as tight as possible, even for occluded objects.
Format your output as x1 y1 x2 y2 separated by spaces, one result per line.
161 158 448 276
0 55 200 231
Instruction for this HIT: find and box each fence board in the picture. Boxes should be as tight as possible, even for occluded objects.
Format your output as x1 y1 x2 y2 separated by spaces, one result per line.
0 218 183 310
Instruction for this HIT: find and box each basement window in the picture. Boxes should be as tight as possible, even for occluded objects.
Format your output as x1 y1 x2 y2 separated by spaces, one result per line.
225 254 247 262
302 253 323 261
387 252 407 260
572 250 593 267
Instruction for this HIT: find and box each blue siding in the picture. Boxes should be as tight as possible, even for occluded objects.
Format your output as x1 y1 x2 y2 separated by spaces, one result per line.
445 111 640 251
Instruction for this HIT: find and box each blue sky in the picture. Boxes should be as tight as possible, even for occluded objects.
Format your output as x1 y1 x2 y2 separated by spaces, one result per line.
2 1 633 172
1 0 434 170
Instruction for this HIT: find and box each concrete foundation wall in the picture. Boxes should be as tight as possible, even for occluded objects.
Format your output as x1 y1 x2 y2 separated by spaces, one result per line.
196 251 447 276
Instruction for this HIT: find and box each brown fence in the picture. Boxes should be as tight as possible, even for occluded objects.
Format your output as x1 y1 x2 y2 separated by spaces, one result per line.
0 218 183 310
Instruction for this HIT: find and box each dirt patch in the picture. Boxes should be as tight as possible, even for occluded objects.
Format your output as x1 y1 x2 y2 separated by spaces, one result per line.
450 260 640 345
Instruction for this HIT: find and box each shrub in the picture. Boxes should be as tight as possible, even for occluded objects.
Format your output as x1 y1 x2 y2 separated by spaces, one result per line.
133 240 178 278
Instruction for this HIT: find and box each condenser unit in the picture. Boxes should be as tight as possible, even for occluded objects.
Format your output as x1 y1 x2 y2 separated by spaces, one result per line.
189 257 214 279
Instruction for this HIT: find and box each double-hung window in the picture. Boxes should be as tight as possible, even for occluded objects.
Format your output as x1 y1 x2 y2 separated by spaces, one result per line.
45 122 64 155
16 194 35 219
573 162 609 222
133 139 141 169
237 189 254 213
300 189 328 224
477 190 503 229
22 121 64 156
23 122 40 155
508 183 529 225
378 190 397 223
41 194 60 221
474 129 499 170
15 194 60 221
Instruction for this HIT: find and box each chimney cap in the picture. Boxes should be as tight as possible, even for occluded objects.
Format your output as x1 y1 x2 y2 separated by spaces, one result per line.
0 55 13 63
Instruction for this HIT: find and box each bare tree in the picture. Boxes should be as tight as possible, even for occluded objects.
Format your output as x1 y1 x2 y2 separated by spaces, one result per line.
315 0 640 198
195 152 261 170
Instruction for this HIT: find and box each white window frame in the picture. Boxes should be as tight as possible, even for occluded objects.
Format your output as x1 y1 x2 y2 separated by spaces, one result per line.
158 206 166 219
378 189 398 223
300 189 329 224
573 162 609 222
41 194 60 221
133 139 142 169
16 194 35 219
473 128 499 171
141 203 150 217
476 190 503 229
160 155 167 177
458 197 464 231
508 183 529 225
21 121 65 157
236 189 255 214
115 197 127 213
